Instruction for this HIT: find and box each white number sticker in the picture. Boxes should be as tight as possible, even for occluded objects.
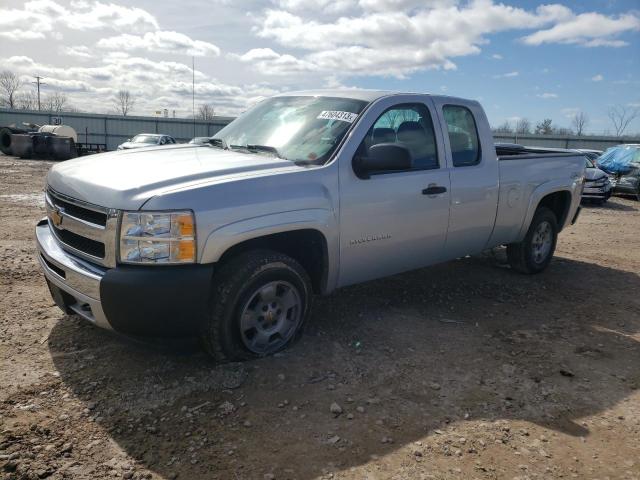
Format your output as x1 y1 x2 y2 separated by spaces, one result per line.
317 110 358 123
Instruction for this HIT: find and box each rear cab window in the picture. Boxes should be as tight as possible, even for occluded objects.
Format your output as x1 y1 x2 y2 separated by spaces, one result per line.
443 105 480 167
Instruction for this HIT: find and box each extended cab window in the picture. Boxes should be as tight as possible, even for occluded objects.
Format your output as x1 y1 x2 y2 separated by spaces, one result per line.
443 105 480 167
359 103 438 171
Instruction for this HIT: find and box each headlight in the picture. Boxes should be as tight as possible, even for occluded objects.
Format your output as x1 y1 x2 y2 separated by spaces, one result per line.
119 211 196 264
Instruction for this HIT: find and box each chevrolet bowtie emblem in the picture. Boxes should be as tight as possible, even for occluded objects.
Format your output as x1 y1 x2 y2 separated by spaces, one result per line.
51 206 64 229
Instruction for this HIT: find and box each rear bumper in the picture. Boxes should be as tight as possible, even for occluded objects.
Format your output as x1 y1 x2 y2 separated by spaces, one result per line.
36 218 214 337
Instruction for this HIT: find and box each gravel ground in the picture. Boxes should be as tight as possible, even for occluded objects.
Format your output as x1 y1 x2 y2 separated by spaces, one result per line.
1 153 639 480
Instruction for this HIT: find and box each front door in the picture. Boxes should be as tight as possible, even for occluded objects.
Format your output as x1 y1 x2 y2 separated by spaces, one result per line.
338 97 451 287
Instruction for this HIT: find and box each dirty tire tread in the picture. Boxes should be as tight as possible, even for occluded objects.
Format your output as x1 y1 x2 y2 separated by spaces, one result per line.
507 207 558 274
201 249 312 362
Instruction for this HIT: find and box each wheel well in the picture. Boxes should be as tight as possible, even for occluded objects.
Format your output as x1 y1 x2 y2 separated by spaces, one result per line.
217 229 328 294
538 191 571 229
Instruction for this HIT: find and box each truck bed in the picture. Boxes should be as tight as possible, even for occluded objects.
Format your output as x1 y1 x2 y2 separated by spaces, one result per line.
489 144 584 247
495 143 579 160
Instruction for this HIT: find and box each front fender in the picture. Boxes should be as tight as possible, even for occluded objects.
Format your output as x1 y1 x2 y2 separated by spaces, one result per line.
200 208 339 290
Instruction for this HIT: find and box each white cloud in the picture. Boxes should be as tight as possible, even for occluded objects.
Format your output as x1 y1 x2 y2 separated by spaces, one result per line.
493 71 519 79
0 0 159 41
591 74 604 82
59 45 94 59
537 93 558 99
97 31 220 57
246 1 618 78
491 53 503 60
561 107 580 118
521 12 640 47
1 54 272 116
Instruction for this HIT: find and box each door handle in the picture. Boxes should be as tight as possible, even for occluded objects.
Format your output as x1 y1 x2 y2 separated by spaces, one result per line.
422 185 447 195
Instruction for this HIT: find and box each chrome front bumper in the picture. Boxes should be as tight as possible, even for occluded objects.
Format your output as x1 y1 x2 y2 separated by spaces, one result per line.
35 218 112 330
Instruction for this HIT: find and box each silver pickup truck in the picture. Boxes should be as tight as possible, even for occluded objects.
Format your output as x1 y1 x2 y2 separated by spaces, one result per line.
36 90 585 360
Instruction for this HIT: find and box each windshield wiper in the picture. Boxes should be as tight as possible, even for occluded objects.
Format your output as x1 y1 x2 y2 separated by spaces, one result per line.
208 138 227 149
229 144 283 159
246 144 283 159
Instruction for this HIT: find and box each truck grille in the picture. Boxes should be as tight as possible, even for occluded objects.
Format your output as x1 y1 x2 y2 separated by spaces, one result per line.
45 187 117 267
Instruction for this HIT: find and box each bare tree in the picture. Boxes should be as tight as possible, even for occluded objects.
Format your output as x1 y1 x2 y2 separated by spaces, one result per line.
196 103 215 120
515 118 531 135
16 90 38 110
113 89 135 116
492 121 512 134
535 118 553 135
43 92 68 112
607 105 639 137
553 127 573 135
571 111 589 136
0 70 23 109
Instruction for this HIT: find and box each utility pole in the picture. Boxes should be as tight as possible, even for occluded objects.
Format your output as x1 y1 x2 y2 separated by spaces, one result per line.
192 56 196 138
32 76 46 111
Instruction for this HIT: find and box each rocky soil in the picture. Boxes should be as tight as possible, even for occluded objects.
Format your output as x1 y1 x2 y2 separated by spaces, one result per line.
1 153 639 479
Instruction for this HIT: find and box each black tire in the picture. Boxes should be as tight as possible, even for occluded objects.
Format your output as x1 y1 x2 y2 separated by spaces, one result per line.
507 207 558 274
0 128 12 155
200 250 312 362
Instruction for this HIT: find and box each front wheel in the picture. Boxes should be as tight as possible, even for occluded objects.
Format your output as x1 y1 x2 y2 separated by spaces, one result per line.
200 250 312 362
507 207 558 274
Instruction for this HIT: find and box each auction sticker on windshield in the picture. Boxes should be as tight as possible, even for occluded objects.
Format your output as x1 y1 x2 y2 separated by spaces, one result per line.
317 111 358 123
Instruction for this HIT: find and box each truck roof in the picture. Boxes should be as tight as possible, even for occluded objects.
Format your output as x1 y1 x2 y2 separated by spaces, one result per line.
276 89 477 105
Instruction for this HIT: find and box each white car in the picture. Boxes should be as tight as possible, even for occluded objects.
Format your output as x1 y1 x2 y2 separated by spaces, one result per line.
117 134 176 150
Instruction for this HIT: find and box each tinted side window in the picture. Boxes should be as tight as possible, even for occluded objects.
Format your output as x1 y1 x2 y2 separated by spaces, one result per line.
443 105 480 167
359 103 439 172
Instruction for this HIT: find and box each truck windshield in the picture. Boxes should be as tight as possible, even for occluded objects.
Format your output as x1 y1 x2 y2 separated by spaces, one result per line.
132 135 159 144
212 96 368 164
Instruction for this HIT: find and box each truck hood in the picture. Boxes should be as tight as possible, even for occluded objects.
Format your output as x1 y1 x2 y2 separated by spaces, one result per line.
47 144 301 210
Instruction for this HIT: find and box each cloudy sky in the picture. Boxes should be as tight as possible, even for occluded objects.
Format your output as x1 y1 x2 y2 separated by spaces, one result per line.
1 0 639 133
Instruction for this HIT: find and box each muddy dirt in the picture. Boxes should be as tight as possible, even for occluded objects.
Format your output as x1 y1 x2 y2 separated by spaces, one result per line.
1 153 639 480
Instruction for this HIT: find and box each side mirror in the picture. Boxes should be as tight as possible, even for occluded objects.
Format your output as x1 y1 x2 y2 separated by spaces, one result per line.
353 143 412 179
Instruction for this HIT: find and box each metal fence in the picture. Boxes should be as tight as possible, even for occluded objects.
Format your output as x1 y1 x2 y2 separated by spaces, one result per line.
2 107 639 153
492 133 640 151
0 108 234 151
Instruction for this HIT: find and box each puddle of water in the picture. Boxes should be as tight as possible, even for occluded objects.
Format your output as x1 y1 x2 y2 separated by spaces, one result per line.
0 193 45 207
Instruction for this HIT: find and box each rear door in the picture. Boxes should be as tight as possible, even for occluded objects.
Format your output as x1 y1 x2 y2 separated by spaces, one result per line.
338 95 451 287
431 100 499 258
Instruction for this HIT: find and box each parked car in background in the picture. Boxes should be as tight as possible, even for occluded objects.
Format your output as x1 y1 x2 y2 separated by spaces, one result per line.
596 144 640 200
117 134 176 150
575 149 602 163
188 137 211 145
581 156 612 204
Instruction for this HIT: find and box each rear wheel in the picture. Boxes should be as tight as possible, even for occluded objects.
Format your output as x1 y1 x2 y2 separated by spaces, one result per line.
200 250 312 362
507 207 558 274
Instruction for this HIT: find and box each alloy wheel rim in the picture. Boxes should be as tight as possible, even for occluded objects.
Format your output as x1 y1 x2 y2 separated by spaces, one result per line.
531 220 553 264
239 280 302 354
